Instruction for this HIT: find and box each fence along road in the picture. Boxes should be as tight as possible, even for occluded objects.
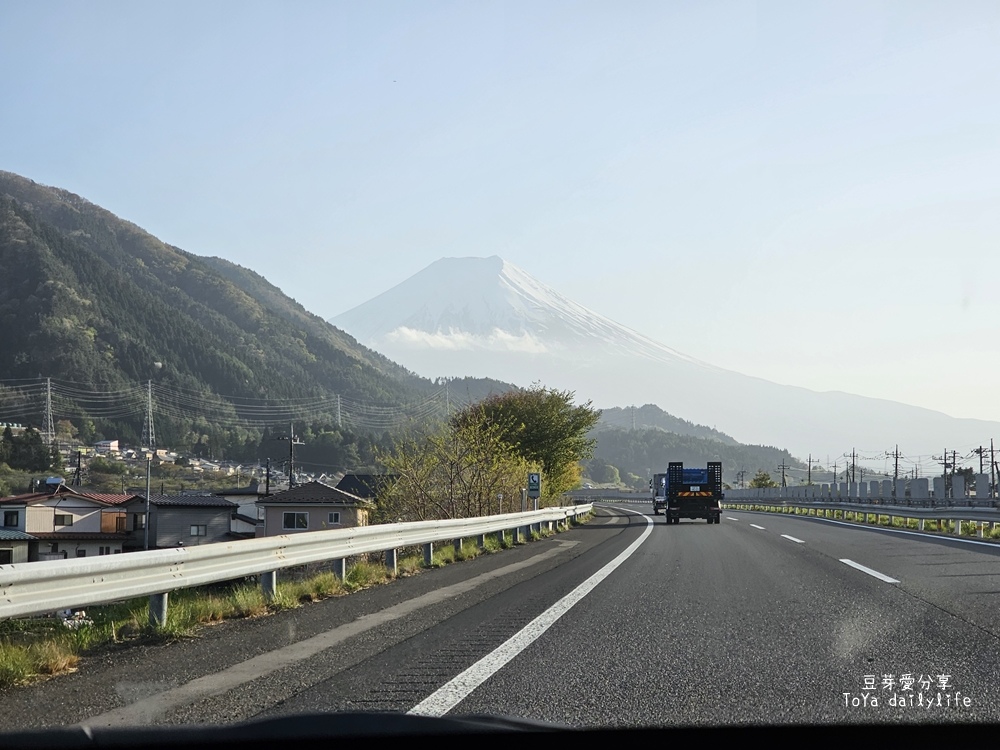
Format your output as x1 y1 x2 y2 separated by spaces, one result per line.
0 505 592 625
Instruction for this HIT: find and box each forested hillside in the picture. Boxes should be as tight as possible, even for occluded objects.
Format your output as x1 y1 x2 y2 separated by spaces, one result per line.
0 172 514 465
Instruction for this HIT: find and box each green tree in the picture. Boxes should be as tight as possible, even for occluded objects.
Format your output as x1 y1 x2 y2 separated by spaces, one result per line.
748 470 778 488
453 385 601 498
377 416 533 522
590 462 621 485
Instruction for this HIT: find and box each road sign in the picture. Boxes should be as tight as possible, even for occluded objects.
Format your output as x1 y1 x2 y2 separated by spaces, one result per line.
528 472 541 498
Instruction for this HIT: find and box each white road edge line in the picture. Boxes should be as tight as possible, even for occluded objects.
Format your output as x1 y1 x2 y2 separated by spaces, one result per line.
840 558 900 583
750 524 766 530
781 534 805 544
409 511 654 717
796 515 1000 549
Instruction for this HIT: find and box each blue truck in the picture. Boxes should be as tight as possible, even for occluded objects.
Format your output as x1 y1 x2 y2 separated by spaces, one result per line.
651 462 723 524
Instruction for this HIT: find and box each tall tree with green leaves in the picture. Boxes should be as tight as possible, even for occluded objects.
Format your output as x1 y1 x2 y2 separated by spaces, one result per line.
376 416 532 522
452 385 601 498
748 470 778 488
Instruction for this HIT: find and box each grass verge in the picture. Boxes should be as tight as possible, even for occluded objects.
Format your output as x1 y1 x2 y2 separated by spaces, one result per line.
0 510 593 687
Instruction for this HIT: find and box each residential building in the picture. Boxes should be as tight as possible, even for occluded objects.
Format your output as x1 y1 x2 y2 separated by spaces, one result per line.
0 529 36 564
334 473 397 501
256 480 372 537
120 494 237 550
0 483 136 560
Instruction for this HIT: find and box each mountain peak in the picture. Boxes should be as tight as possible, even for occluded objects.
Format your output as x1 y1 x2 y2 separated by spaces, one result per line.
331 256 700 364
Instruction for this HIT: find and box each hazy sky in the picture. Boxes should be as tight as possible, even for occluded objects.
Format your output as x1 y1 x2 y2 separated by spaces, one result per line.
3 1 999 421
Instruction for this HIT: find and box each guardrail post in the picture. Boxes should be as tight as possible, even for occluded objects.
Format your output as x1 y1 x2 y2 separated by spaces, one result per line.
454 538 463 553
149 593 169 628
477 533 486 548
333 558 346 580
261 571 277 601
496 530 505 547
919 518 925 531
386 548 397 576
423 542 434 566
954 519 963 537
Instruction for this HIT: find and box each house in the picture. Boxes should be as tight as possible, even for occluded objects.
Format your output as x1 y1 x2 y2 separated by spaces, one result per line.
0 529 36 564
256 480 372 537
334 473 397 501
120 494 237 550
93 439 120 455
0 482 137 560
215 481 267 538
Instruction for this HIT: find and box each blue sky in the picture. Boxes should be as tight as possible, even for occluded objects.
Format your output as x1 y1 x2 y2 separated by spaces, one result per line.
3 1 999 420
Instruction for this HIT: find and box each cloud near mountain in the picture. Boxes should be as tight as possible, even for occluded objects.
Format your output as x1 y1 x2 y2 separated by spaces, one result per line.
332 255 1000 460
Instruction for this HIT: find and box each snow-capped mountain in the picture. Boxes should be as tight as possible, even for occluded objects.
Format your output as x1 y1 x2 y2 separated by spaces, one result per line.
332 256 1000 459
334 256 702 364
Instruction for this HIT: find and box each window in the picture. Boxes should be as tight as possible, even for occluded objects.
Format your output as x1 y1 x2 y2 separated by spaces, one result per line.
132 514 145 531
3 511 18 527
0 550 12 564
54 514 73 526
190 525 207 536
116 516 127 533
328 512 341 525
75 549 86 558
49 543 59 553
98 546 111 555
282 512 308 530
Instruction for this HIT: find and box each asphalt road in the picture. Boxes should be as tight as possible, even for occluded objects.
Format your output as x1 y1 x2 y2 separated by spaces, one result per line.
4 503 1000 732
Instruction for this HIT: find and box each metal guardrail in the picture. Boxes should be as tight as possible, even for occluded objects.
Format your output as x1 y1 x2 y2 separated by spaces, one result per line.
0 505 592 623
722 498 1000 538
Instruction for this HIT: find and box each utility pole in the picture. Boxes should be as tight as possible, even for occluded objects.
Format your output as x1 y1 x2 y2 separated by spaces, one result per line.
265 457 271 496
992 438 996 500
777 460 789 488
144 454 152 550
736 468 746 489
276 423 304 489
336 394 342 429
974 446 986 475
936 448 952 496
807 454 817 485
890 445 900 482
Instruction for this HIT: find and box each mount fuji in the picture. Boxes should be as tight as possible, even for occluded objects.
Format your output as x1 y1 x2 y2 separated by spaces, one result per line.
332 256 999 459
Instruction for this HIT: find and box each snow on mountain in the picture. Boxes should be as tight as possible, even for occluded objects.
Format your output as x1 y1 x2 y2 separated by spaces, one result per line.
331 256 1000 459
334 256 703 363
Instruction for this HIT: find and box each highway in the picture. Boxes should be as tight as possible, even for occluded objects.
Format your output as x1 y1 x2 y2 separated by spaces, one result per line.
3 504 1000 730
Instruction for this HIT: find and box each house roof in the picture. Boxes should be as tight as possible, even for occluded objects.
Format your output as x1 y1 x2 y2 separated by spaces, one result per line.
216 483 265 497
0 529 35 541
0 486 140 507
126 495 237 508
30 532 128 541
257 480 370 506
334 474 397 499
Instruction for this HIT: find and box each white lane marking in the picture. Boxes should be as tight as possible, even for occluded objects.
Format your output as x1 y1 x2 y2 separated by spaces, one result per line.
750 524 766 530
781 534 805 544
409 511 654 717
81 541 580 727
840 558 900 584
726 517 739 521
